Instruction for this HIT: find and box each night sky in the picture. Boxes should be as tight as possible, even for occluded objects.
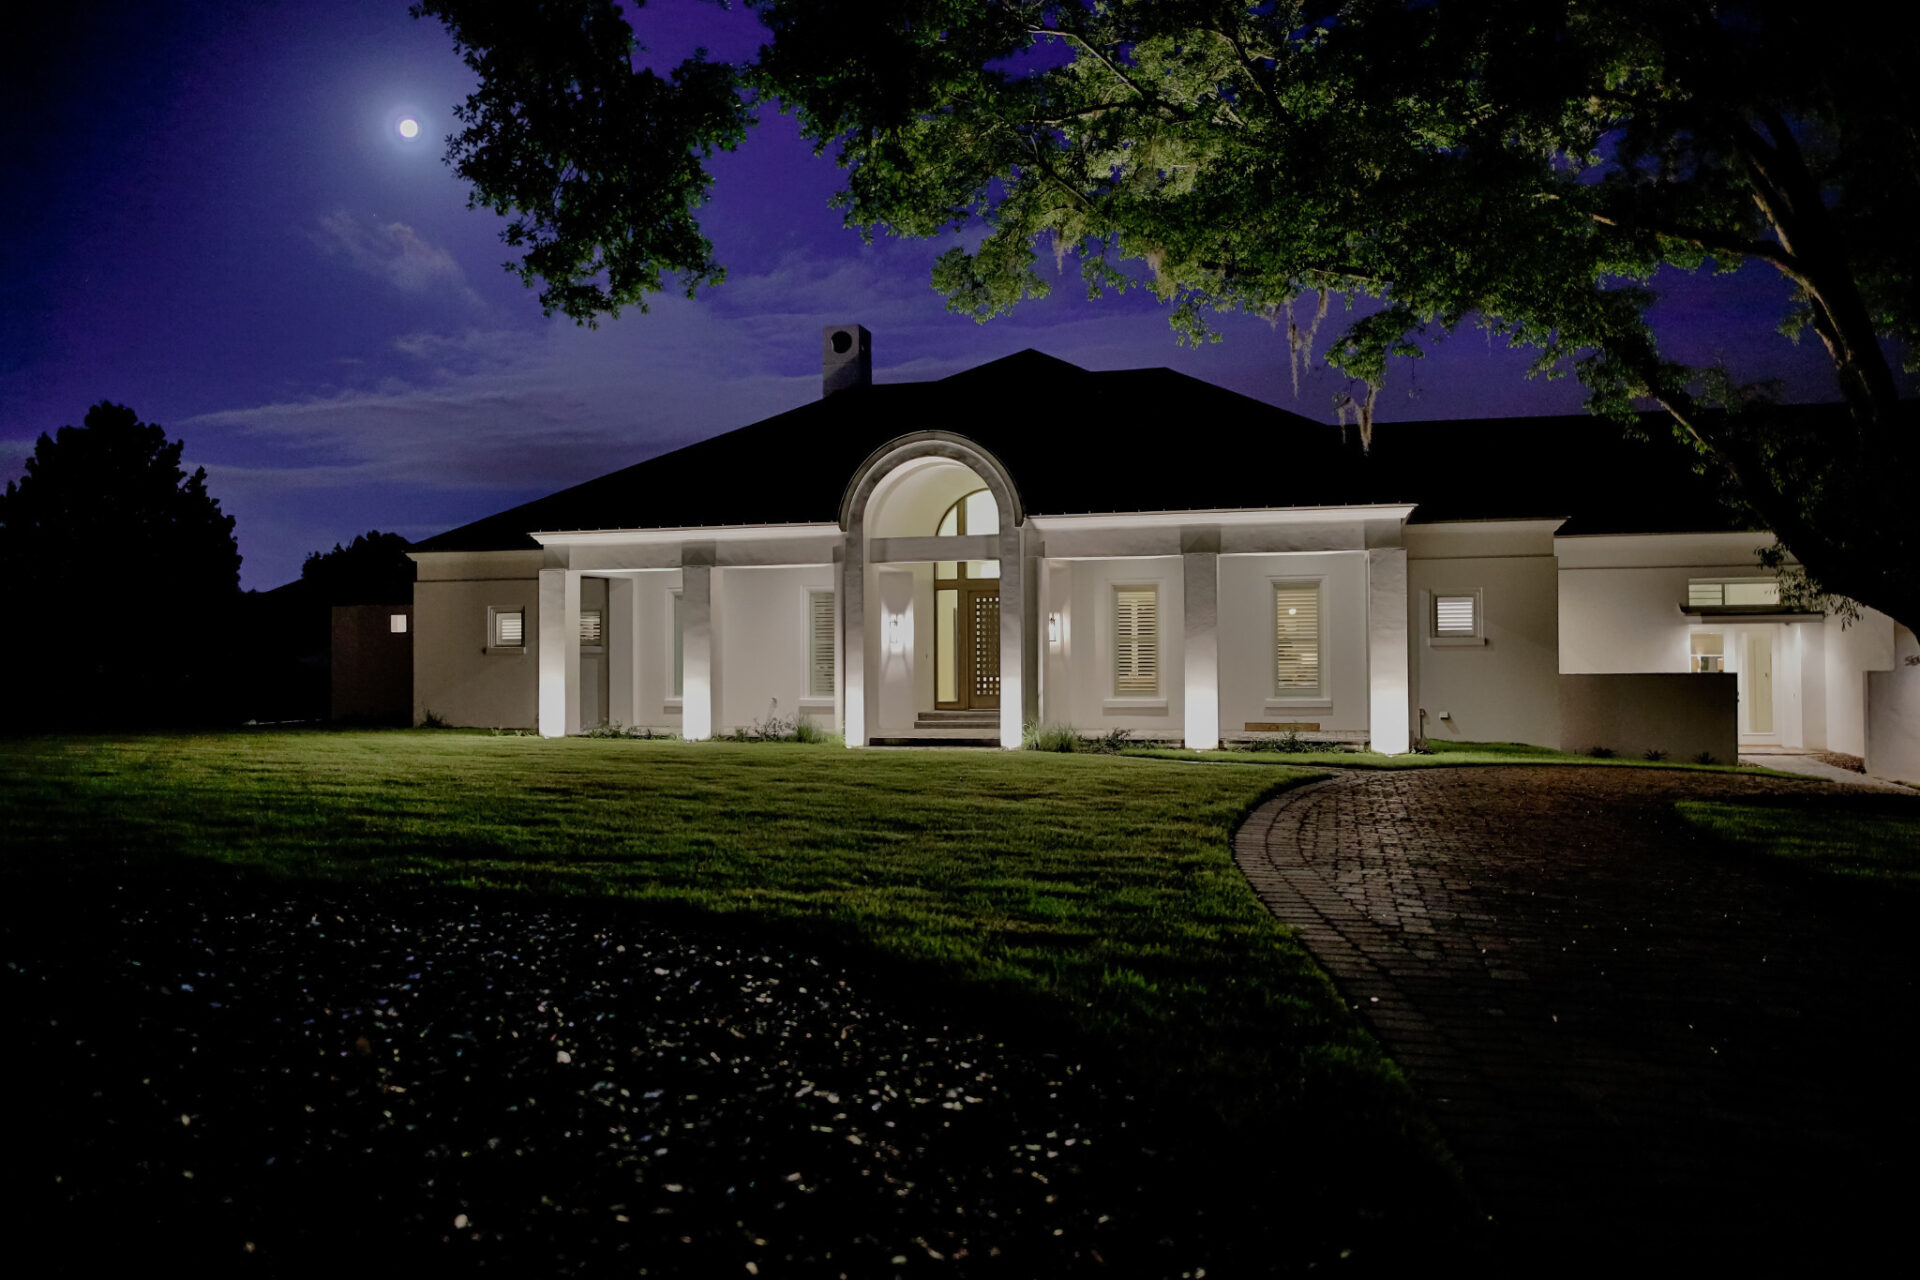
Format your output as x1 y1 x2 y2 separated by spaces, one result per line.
3 0 1891 590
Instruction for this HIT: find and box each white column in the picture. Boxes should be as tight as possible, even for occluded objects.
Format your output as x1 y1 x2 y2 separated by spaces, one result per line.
842 530 868 746
537 568 581 738
1367 547 1411 754
1183 550 1220 750
681 561 715 740
1036 557 1052 722
997 526 1029 748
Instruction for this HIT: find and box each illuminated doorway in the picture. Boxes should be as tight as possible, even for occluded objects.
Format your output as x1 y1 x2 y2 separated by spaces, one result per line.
933 488 1001 710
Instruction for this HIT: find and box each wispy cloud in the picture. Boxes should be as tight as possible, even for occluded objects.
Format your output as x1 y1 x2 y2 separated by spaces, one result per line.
311 210 484 306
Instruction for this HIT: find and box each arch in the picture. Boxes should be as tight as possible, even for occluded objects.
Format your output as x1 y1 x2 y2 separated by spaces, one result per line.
838 431 1025 535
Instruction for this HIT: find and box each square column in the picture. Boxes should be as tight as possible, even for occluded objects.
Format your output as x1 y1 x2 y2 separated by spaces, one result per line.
997 526 1036 748
841 530 868 746
1367 547 1411 754
537 568 581 738
680 560 717 740
1183 550 1220 750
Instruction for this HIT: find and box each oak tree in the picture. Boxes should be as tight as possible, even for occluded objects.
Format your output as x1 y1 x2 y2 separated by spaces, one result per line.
415 1 1920 633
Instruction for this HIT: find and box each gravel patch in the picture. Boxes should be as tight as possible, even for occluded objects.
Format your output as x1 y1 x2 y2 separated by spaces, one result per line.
9 876 1245 1278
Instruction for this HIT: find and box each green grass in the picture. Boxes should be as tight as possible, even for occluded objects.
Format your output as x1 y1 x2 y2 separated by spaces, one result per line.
0 729 1461 1236
1677 796 1920 889
1124 738 1782 772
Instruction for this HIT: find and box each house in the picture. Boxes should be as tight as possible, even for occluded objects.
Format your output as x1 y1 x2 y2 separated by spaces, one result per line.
407 326 1919 782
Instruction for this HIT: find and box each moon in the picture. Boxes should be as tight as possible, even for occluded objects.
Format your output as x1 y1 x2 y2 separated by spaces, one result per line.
397 118 419 139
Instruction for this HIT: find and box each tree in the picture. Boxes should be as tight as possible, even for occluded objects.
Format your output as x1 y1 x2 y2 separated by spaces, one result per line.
413 1 1919 634
301 530 416 606
0 402 242 725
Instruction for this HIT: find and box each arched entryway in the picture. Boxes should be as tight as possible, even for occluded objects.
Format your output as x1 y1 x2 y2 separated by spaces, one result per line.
839 432 1032 747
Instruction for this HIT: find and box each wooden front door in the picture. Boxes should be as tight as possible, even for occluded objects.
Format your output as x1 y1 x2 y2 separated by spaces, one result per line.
962 584 1001 709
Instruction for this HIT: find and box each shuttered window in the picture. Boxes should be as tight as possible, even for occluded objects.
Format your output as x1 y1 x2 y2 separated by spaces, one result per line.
492 608 524 648
1113 586 1159 696
1273 583 1321 695
1434 594 1476 636
808 590 836 697
579 609 604 647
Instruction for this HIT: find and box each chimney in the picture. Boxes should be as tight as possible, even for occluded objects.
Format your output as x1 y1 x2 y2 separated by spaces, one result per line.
821 324 872 397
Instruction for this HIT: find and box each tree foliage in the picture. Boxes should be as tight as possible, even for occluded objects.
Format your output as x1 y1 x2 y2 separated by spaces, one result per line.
301 530 416 606
0 402 242 725
415 1 1919 632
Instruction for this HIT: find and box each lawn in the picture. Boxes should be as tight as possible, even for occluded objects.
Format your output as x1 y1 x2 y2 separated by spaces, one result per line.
1124 737 1784 772
1 730 1466 1271
1677 795 1920 890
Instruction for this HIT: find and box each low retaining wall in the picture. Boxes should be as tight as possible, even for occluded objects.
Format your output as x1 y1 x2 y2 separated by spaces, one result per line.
1559 673 1737 764
332 604 414 724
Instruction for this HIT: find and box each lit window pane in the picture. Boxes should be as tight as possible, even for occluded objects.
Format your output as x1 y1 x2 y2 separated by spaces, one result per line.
964 488 999 536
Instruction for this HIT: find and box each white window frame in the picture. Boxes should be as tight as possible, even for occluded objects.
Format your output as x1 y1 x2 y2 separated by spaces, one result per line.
802 587 836 705
1429 589 1487 647
665 590 684 705
1267 577 1330 709
487 605 526 653
1105 582 1167 713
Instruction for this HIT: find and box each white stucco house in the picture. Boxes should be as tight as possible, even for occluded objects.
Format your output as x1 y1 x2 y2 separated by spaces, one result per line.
407 325 1919 782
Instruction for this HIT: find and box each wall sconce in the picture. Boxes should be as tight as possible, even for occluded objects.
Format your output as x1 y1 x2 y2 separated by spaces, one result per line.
1047 612 1060 646
887 614 902 651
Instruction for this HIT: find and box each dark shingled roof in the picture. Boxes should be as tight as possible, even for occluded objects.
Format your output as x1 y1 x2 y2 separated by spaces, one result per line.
410 349 1755 554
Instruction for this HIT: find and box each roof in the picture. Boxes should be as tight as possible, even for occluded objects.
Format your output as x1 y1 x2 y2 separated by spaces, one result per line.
409 348 1756 554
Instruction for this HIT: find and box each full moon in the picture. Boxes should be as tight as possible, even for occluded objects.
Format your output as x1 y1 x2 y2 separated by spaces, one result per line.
397 118 419 138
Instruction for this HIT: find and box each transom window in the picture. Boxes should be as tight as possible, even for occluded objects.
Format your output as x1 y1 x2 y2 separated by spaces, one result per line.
1273 582 1323 697
934 487 1000 582
1690 633 1725 673
1688 578 1780 608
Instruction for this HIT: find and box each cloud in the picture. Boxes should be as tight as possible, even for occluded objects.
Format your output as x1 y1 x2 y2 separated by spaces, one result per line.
311 209 484 306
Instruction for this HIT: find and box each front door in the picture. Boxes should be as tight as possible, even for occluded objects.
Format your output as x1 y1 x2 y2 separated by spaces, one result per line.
1743 631 1774 736
961 584 1001 709
936 582 1001 709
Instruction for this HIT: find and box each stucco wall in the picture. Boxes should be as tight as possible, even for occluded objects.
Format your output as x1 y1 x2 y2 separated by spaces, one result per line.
413 575 540 729
331 604 413 725
1407 549 1560 748
718 564 839 732
1824 608 1898 757
1052 556 1186 736
1559 674 1738 763
1218 551 1370 737
1866 625 1920 784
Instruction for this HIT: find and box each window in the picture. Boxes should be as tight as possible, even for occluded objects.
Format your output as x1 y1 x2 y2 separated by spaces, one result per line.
579 609 604 648
671 592 684 699
389 614 408 634
1429 589 1485 645
1688 578 1781 608
1690 633 1725 673
1434 594 1476 636
1113 586 1159 696
1273 582 1322 697
807 590 836 698
933 488 1000 581
490 607 525 649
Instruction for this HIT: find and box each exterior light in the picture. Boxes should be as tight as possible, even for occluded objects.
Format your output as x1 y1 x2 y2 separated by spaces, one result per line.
1047 613 1060 645
887 614 902 650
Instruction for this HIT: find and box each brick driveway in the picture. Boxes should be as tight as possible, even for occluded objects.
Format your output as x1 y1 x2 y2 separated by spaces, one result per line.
1236 767 1920 1270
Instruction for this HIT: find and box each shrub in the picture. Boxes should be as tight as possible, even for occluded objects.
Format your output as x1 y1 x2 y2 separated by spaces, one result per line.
1023 720 1082 752
1589 746 1616 759
1693 750 1716 765
1082 725 1133 754
490 726 537 737
418 708 450 729
1268 729 1316 754
583 721 675 740
1643 748 1668 762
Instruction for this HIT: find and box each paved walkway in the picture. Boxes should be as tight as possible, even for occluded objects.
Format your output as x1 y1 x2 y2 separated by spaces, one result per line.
1235 767 1920 1270
1737 749 1912 790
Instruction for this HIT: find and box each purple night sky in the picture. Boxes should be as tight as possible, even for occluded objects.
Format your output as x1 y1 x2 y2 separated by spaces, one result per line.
3 0 1892 590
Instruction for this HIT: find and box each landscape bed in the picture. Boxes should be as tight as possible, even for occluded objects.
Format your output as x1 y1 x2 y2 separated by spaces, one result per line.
2 731 1466 1275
